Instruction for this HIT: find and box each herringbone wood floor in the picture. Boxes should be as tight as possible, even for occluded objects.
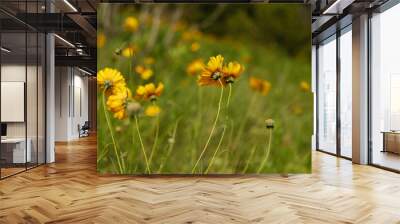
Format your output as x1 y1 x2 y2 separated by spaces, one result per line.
1 135 400 224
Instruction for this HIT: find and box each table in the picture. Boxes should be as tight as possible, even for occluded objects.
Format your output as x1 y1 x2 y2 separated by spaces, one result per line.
382 131 400 154
1 138 31 164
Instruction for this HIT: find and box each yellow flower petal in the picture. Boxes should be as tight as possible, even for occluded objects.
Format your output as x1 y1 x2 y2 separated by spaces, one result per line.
124 16 139 32
97 68 126 95
145 83 156 93
97 32 106 48
122 45 136 58
140 69 153 80
145 105 161 117
155 83 164 96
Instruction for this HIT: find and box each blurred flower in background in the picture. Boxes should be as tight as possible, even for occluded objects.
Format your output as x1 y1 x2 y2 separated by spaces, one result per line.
124 16 139 32
135 65 154 80
186 59 204 76
136 83 164 101
299 81 310 92
122 45 137 58
145 105 161 117
97 32 106 48
249 76 271 96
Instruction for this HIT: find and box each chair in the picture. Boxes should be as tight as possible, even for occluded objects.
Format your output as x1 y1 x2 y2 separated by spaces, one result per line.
79 121 90 138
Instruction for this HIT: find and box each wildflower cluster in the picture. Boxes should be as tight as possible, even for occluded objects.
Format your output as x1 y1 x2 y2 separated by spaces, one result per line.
97 68 133 120
198 55 244 87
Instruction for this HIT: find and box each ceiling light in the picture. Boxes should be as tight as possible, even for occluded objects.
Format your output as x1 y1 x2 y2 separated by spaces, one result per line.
322 0 354 15
63 0 78 12
54 34 75 48
1 47 11 53
77 67 92 76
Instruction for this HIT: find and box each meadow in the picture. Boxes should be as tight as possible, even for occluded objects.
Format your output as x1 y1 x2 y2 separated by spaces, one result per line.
97 4 312 174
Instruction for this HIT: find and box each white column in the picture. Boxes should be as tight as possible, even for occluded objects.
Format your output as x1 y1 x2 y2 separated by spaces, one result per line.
352 14 369 164
46 32 55 163
312 45 317 151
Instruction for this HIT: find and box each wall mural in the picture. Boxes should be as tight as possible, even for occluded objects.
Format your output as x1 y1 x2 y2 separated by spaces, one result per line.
97 4 312 174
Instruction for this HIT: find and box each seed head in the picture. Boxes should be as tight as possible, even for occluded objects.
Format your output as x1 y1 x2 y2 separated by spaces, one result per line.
265 119 274 129
127 101 142 116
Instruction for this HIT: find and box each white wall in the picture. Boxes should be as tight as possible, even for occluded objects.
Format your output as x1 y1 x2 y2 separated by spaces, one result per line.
55 67 89 141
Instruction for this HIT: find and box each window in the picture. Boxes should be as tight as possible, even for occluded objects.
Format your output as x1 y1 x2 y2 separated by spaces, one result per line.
370 3 400 171
339 27 352 158
317 35 337 154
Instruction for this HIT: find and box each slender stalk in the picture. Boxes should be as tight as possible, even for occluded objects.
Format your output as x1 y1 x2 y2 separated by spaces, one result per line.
257 129 273 174
226 83 232 108
191 80 224 174
205 125 226 174
149 114 160 165
242 145 256 174
102 91 124 173
135 115 151 174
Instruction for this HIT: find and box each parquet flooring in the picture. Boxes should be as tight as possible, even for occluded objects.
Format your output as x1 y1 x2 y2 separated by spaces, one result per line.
0 135 400 223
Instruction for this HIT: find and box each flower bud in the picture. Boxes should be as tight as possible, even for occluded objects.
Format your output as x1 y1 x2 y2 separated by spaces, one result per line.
127 101 141 116
114 48 122 56
265 119 274 129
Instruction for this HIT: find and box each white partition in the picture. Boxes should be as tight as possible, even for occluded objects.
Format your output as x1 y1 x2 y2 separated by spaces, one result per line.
1 82 25 122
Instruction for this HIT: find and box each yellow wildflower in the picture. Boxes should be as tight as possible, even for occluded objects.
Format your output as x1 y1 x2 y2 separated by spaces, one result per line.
124 16 139 32
122 45 137 58
198 55 225 87
249 76 271 96
222 61 244 84
191 42 200 52
97 32 106 48
300 81 310 92
136 82 164 101
135 65 153 80
106 88 132 120
97 68 126 96
145 105 161 117
186 59 204 76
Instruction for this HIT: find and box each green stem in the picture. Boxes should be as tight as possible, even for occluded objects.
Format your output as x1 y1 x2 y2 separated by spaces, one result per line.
226 83 232 108
205 125 226 174
135 115 151 174
191 80 224 174
257 129 273 174
242 145 256 174
149 115 160 165
102 91 124 174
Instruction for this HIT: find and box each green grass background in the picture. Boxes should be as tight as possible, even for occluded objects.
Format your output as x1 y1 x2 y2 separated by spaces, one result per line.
97 4 312 174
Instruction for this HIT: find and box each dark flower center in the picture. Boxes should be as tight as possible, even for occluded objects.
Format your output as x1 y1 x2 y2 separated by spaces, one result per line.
211 71 221 80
